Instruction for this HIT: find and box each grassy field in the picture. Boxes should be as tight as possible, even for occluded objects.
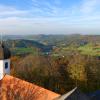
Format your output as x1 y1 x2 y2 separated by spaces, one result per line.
78 44 100 56
11 43 100 57
11 47 39 55
51 43 100 57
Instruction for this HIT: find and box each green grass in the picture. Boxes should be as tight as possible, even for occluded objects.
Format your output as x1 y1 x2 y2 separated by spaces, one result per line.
11 47 39 55
52 43 100 57
78 44 100 56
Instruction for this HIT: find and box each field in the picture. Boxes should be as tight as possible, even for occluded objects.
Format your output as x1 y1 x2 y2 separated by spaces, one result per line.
78 44 100 56
11 47 39 56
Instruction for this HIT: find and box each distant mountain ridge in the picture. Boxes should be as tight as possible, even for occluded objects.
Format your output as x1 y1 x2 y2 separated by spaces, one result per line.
4 39 52 52
25 34 100 46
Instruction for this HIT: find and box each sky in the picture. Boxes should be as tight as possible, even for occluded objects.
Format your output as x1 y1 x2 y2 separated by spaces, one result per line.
0 0 100 35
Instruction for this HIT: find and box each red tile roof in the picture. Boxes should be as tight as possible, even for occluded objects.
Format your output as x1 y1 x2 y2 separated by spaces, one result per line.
0 75 60 100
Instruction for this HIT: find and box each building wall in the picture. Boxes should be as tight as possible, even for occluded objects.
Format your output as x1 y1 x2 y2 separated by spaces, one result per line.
0 60 4 80
0 59 10 80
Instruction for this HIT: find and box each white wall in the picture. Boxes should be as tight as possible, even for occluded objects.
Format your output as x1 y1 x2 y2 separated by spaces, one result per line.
0 60 4 80
0 59 10 80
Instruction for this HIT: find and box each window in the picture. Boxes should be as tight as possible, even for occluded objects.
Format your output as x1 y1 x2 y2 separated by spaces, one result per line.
5 62 8 69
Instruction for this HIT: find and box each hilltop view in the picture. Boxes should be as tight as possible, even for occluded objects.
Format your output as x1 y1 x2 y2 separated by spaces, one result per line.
0 0 100 100
4 34 99 94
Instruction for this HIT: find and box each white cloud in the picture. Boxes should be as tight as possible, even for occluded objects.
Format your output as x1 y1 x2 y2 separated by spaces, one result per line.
0 5 28 17
80 0 100 14
0 17 68 34
31 0 69 17
0 15 100 35
0 0 100 34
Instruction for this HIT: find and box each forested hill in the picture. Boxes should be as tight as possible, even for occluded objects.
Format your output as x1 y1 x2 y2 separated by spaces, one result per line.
4 35 100 56
4 34 100 46
5 34 100 44
25 34 100 46
4 39 52 52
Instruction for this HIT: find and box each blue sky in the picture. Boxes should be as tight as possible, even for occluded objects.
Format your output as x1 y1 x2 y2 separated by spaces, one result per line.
0 0 100 35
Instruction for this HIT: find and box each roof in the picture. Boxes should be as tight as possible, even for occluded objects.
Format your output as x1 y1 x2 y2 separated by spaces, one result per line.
0 75 60 100
0 43 11 60
55 87 90 100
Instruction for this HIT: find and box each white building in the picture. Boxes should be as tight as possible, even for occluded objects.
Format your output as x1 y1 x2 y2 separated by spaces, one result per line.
0 43 11 80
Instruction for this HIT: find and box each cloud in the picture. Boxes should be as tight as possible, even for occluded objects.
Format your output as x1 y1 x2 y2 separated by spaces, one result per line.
0 5 29 17
0 0 100 35
80 0 100 14
0 15 100 35
31 0 69 17
0 17 69 34
31 0 100 18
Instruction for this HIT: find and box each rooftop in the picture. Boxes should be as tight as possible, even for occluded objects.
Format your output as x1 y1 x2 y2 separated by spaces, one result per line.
0 75 60 100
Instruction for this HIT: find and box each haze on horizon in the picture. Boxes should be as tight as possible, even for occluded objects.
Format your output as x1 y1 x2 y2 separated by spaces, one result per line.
0 0 100 35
